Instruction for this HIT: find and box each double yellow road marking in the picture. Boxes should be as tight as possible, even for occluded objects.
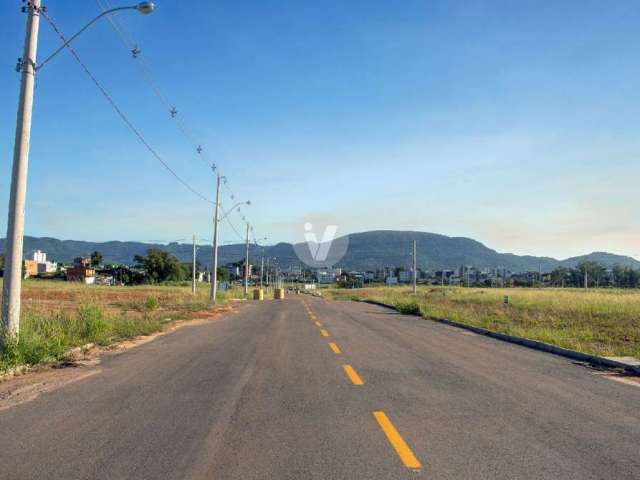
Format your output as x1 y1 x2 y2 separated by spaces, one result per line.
328 342 341 354
373 411 422 470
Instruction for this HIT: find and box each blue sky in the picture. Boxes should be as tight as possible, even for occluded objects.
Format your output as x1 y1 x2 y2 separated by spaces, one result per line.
1 0 639 259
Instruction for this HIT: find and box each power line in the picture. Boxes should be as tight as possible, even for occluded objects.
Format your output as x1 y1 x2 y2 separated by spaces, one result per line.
95 0 213 170
40 8 215 206
94 1 261 243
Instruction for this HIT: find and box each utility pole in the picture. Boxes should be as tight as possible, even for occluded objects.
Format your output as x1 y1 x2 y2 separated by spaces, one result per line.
584 270 588 290
260 252 264 289
538 263 542 288
210 173 222 302
412 240 417 294
2 0 41 337
191 234 196 295
244 222 250 296
266 257 270 290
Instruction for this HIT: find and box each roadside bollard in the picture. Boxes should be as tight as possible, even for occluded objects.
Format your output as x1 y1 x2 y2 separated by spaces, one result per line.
274 288 285 300
253 288 264 301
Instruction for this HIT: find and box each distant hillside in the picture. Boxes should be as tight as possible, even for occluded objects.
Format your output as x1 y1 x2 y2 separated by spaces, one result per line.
1 232 639 272
328 231 640 271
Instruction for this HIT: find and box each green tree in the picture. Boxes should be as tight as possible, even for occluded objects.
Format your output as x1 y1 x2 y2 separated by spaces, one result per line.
90 251 104 267
216 267 230 282
133 248 185 283
550 267 570 287
575 261 607 288
611 264 625 288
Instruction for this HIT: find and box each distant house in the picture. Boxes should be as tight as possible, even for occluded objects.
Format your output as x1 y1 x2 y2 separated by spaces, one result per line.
66 257 96 284
317 268 340 284
23 250 58 278
398 270 412 283
23 260 38 279
33 250 57 274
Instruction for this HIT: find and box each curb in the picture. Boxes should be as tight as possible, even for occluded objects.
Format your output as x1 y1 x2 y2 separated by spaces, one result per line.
359 299 640 375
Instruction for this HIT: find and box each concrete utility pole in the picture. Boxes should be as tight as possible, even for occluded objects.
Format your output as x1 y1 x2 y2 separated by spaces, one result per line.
2 0 41 337
266 258 270 290
191 234 196 295
584 270 588 290
2 2 154 335
412 240 417 294
210 173 222 302
244 223 250 296
260 253 264 289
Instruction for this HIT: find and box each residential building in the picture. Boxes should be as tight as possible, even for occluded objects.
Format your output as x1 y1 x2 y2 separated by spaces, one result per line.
398 270 412 283
23 260 38 278
316 268 341 284
27 250 58 274
66 257 96 284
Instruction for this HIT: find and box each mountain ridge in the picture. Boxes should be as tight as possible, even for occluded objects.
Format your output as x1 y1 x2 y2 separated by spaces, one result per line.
1 231 638 272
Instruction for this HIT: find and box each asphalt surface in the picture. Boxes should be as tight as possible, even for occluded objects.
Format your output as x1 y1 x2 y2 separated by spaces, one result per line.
1 296 639 479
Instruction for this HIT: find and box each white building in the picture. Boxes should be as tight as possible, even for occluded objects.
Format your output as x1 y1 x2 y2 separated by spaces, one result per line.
32 250 57 273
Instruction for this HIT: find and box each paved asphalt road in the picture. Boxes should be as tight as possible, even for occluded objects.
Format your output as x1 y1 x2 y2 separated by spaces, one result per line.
1 296 639 479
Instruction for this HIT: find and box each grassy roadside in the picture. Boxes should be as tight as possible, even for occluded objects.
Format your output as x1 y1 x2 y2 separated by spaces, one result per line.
0 280 242 373
323 286 640 358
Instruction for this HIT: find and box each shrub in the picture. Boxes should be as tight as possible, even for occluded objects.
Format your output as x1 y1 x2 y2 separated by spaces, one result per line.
76 302 108 344
145 296 160 310
396 301 422 315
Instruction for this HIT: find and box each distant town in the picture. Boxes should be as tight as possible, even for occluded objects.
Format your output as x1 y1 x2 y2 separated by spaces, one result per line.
7 248 640 289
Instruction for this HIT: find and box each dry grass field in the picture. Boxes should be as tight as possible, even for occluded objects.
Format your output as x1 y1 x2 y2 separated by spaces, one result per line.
323 285 640 358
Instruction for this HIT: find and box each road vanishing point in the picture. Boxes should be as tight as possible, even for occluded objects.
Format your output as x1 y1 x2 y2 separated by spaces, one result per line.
1 297 639 479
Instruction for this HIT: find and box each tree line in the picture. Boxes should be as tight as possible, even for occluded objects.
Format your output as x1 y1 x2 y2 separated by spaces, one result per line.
549 261 640 288
132 248 230 284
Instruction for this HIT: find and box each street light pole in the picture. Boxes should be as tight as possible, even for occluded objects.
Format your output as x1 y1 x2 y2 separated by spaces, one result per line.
412 239 417 294
191 234 196 295
244 223 250 296
260 255 264 289
266 257 270 290
210 173 222 302
2 0 41 337
2 1 155 337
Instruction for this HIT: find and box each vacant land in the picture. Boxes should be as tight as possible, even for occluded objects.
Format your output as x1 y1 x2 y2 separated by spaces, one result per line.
0 280 238 372
323 286 640 358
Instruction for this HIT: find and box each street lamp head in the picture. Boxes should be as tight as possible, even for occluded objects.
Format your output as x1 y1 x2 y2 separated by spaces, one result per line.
246 200 251 205
136 2 155 14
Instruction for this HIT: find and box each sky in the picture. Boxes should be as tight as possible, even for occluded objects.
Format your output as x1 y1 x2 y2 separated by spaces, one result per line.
1 0 640 260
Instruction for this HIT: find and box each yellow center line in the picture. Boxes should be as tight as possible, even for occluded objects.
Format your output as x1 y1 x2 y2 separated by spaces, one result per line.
315 321 322 327
373 411 422 470
329 342 341 354
320 329 330 337
343 364 364 385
